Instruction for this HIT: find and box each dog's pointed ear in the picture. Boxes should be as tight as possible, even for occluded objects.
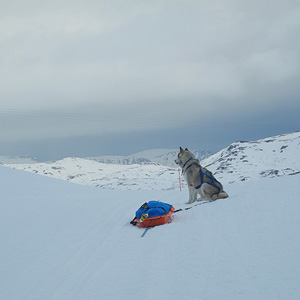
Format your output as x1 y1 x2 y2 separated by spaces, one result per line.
185 148 188 151
180 146 183 152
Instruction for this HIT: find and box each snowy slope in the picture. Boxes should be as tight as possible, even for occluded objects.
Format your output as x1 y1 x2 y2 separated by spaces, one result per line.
1 165 300 300
4 157 181 190
201 131 300 183
86 148 212 167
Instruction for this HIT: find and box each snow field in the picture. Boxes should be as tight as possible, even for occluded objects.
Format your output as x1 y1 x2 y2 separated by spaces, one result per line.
1 166 300 300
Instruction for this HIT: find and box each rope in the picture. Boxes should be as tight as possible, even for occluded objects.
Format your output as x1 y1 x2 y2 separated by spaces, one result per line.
173 199 216 214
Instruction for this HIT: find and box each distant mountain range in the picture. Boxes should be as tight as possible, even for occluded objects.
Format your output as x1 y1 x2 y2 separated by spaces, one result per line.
0 149 211 166
0 155 38 164
85 148 212 167
3 131 300 190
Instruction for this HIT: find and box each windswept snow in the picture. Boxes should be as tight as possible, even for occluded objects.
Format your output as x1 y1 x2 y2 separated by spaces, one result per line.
1 165 300 300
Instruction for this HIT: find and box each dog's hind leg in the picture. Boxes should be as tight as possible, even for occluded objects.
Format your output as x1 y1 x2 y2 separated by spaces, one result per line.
197 185 212 201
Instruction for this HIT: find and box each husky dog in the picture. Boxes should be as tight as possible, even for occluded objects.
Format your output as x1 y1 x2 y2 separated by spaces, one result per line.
175 147 228 203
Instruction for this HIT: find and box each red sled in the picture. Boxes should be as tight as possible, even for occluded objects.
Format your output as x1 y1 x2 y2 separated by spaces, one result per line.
133 205 175 228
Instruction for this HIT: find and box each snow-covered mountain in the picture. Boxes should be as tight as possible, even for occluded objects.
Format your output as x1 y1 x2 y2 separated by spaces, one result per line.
201 131 300 184
4 131 300 190
85 148 212 167
4 157 180 190
1 163 300 300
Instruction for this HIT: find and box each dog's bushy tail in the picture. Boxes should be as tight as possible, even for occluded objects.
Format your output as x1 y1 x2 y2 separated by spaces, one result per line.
218 191 229 199
212 191 229 200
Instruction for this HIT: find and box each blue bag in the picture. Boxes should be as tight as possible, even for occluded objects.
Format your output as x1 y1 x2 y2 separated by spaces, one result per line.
135 201 173 219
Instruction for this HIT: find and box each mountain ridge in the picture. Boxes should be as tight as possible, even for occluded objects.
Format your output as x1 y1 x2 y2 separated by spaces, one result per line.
0 155 38 164
3 131 300 190
201 130 300 183
85 148 212 167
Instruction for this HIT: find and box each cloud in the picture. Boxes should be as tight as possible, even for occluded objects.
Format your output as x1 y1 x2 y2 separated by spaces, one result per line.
0 0 162 39
0 0 299 154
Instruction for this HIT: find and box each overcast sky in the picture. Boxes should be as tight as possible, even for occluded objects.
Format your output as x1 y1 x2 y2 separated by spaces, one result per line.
1 0 299 161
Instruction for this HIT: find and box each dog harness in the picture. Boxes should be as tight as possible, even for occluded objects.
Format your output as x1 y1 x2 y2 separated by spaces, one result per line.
182 157 193 171
195 168 221 191
182 158 221 191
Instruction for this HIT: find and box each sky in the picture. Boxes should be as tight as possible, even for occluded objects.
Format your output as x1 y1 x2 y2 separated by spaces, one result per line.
1 0 299 161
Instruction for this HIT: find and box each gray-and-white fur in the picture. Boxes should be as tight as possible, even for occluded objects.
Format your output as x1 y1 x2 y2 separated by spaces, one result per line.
175 147 228 203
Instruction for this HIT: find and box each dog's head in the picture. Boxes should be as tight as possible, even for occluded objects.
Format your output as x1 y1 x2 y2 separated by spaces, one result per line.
175 147 195 168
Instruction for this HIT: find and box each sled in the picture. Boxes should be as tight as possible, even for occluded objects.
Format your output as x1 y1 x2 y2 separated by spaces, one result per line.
138 206 175 228
131 201 175 228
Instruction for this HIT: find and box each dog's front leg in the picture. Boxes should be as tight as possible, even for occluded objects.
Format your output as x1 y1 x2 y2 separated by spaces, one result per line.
192 188 198 202
186 186 197 204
